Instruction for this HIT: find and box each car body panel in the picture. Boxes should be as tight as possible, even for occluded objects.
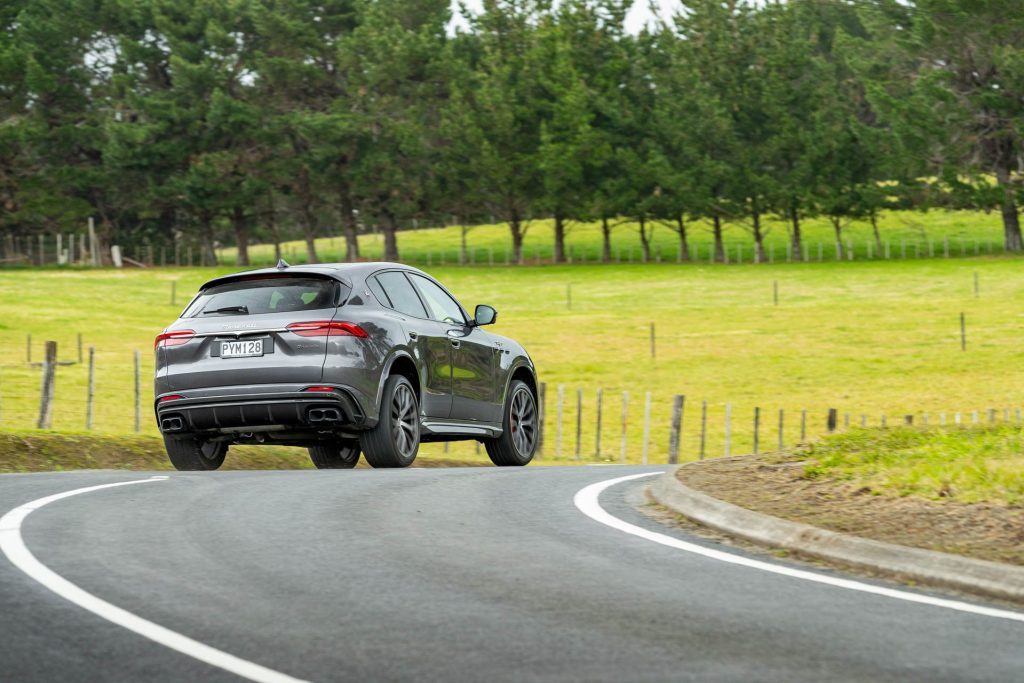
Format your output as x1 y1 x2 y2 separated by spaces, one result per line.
154 262 536 447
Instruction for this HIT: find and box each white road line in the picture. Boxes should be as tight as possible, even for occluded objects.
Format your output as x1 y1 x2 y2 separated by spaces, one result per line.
0 477 310 683
574 472 1024 624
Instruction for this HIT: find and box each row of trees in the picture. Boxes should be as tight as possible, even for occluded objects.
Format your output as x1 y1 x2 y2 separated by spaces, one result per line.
1 0 1022 265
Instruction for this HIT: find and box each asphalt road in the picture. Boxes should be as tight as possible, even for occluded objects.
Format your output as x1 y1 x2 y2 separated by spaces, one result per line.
0 466 1022 682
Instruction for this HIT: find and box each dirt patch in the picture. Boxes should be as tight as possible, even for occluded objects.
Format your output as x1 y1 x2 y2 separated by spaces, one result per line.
678 453 1024 566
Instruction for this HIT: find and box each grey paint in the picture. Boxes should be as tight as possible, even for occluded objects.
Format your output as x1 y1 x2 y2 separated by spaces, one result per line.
154 262 535 446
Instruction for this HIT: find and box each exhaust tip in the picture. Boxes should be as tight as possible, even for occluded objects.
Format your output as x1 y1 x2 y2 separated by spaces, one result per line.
307 407 343 424
161 416 184 432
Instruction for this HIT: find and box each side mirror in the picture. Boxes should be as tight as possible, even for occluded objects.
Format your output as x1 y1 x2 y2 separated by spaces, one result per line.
474 304 497 326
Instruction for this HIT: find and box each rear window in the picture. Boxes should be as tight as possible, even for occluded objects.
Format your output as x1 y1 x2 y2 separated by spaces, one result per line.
183 278 342 317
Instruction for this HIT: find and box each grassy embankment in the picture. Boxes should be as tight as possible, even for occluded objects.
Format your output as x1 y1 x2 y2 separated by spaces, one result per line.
801 425 1024 505
1 241 1023 473
0 430 486 472
217 209 1010 266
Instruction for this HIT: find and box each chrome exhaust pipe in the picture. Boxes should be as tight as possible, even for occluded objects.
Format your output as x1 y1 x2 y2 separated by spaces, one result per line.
161 416 184 432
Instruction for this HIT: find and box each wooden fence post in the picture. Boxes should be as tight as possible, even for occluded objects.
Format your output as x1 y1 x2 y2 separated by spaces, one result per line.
827 408 837 432
134 350 141 433
650 322 656 360
620 391 629 464
699 400 707 460
37 341 57 429
77 333 83 364
556 384 564 459
668 395 684 464
26 334 31 363
960 312 966 351
642 392 651 465
86 347 95 429
753 406 760 454
575 388 582 461
594 388 603 460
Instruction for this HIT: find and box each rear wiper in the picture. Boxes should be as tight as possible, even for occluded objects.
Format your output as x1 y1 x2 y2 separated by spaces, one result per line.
201 305 249 315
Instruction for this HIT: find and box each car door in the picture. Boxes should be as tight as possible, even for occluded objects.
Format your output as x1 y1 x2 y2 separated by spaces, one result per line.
408 273 498 423
371 271 453 419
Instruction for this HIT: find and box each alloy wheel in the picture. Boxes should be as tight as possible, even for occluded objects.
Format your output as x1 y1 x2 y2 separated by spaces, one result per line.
391 383 419 458
509 387 537 457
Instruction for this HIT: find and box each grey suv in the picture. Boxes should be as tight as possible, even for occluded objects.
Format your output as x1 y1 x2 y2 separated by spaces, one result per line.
154 262 539 470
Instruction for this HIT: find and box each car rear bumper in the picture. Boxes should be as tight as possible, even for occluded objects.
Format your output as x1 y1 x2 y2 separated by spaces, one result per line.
154 383 371 436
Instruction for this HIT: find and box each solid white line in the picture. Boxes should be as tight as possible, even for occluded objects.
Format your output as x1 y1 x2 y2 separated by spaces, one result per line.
0 477 310 683
574 472 1024 624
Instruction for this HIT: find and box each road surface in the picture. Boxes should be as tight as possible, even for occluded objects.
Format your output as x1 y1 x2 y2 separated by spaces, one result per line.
0 466 1021 682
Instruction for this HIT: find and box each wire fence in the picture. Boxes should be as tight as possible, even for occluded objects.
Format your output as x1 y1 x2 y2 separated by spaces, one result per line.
0 230 1016 270
3 337 1022 465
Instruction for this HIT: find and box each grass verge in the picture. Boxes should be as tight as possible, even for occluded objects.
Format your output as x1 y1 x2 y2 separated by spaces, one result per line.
0 430 488 473
676 426 1024 566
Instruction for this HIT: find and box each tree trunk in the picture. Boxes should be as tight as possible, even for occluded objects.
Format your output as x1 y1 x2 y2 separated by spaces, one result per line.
553 213 567 263
509 207 524 264
790 204 803 261
199 214 218 266
751 204 765 264
638 215 651 263
996 164 1023 252
676 214 690 262
460 224 468 264
381 205 400 261
232 205 249 266
831 215 844 259
300 205 320 263
267 193 282 262
338 183 360 261
870 210 883 253
713 214 725 263
601 216 612 262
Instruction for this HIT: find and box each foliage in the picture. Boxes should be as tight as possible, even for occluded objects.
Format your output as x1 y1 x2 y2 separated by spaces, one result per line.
0 0 1023 260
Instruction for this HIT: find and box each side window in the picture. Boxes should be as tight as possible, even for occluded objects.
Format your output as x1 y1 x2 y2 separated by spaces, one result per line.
375 272 428 318
367 277 391 308
410 274 466 325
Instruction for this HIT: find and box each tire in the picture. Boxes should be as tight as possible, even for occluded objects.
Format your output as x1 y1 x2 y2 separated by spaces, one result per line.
361 374 420 468
485 380 537 466
164 436 227 471
308 440 361 469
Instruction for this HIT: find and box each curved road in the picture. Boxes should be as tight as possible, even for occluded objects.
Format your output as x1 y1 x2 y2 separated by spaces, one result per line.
0 466 1021 682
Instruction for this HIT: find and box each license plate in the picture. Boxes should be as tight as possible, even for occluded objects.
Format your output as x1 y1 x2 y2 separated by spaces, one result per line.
221 340 264 358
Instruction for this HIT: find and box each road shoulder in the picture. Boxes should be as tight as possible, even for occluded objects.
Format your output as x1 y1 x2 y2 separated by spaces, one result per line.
650 459 1024 603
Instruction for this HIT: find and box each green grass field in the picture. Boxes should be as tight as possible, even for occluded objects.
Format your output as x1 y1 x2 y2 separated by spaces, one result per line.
215 209 1009 267
2 252 1023 466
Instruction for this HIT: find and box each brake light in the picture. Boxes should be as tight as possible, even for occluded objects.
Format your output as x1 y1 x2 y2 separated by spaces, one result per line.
155 330 195 349
303 386 336 392
159 394 185 403
286 321 368 338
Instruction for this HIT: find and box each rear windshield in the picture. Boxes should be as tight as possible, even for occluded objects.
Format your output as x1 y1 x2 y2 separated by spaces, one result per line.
183 278 342 317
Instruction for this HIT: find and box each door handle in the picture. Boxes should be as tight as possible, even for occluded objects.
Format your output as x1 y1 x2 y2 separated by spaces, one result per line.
408 331 418 340
450 339 461 349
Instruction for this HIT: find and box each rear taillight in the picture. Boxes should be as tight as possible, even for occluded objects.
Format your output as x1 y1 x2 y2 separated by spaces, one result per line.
159 394 185 403
303 386 336 393
155 330 195 349
286 321 368 338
